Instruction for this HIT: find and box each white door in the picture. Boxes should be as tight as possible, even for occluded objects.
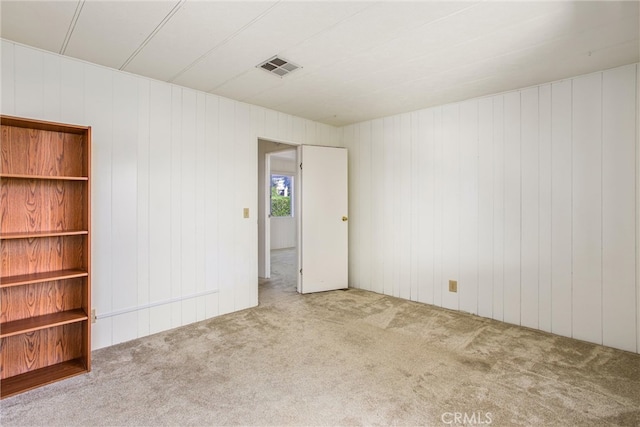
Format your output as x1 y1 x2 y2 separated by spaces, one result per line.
297 145 348 293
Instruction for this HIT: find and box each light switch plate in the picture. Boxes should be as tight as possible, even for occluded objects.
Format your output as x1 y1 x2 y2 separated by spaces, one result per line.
243 208 249 218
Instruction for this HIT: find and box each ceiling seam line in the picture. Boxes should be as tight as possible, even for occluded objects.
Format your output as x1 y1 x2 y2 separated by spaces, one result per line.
119 0 186 71
60 0 85 55
167 0 283 84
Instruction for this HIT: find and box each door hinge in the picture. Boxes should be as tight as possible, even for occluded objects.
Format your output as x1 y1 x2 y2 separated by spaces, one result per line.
300 268 302 275
300 162 302 170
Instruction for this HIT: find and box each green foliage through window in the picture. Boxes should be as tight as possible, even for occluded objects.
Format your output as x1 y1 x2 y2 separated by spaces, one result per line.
271 174 293 217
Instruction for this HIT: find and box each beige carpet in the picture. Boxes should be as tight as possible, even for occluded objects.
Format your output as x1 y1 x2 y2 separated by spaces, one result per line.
1 248 639 426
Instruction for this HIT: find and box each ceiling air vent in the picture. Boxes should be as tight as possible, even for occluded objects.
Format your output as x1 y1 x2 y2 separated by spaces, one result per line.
257 56 301 78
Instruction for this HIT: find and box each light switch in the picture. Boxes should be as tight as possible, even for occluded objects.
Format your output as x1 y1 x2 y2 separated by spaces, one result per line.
243 208 250 218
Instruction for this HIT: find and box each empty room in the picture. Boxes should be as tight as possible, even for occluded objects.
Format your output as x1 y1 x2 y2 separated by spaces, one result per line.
1 1 639 425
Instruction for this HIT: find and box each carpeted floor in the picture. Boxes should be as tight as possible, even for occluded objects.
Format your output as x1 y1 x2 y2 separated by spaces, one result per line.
1 248 639 426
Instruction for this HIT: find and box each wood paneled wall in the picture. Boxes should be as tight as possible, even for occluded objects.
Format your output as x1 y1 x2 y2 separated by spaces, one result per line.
342 64 639 353
1 40 339 349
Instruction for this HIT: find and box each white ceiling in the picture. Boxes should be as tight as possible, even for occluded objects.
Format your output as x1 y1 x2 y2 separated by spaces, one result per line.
1 1 638 127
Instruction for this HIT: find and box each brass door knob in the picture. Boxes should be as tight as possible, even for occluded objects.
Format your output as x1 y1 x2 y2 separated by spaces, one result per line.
342 216 348 222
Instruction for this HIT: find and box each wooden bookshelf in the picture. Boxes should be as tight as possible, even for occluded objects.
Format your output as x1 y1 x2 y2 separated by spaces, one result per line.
0 115 91 399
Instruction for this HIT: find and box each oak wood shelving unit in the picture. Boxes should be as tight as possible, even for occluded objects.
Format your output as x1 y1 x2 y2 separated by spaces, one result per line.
0 115 91 399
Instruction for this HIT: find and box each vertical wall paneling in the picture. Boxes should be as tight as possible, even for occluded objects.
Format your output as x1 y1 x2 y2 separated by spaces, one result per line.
148 81 173 334
338 63 638 354
218 98 236 314
1 40 15 114
602 65 637 352
137 79 151 337
85 64 113 347
459 101 479 314
111 73 139 345
60 56 84 124
441 104 460 311
170 86 183 327
572 73 603 345
180 89 198 325
550 80 573 337
359 122 373 292
538 84 552 333
492 96 505 322
478 98 494 318
433 107 444 308
345 125 359 287
382 117 395 296
371 119 385 295
1 41 341 350
195 93 207 321
14 44 44 118
503 91 521 325
43 52 61 121
399 114 412 300
204 94 220 319
410 112 421 301
234 102 256 310
520 87 540 329
417 109 435 304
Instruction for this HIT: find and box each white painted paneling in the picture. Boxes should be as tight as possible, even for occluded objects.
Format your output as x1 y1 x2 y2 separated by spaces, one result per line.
112 312 137 346
359 121 373 292
503 91 521 326
14 44 43 118
459 100 479 315
180 89 198 325
218 98 236 315
572 73 602 345
399 114 412 300
477 98 493 318
392 116 402 298
60 57 84 125
602 64 636 352
492 96 505 322
2 41 339 350
1 40 15 115
43 52 61 121
382 117 395 297
170 86 183 328
538 84 552 333
235 102 256 309
111 73 139 326
417 109 434 305
550 80 573 338
85 64 113 347
370 118 385 295
204 94 220 318
341 65 637 353
520 87 539 329
433 107 444 308
148 81 172 335
195 92 207 321
137 79 151 337
410 112 420 301
441 104 459 311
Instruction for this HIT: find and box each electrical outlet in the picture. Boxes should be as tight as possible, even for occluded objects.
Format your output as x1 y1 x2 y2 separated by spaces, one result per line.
91 309 97 323
449 280 458 293
243 208 250 218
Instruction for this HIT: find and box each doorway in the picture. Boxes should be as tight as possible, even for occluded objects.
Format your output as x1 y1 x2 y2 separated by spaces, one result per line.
258 139 298 284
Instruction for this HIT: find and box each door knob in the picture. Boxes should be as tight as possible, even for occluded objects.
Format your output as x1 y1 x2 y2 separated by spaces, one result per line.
342 216 348 222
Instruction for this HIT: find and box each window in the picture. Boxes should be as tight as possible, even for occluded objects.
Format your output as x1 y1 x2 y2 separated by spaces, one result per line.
270 174 294 217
